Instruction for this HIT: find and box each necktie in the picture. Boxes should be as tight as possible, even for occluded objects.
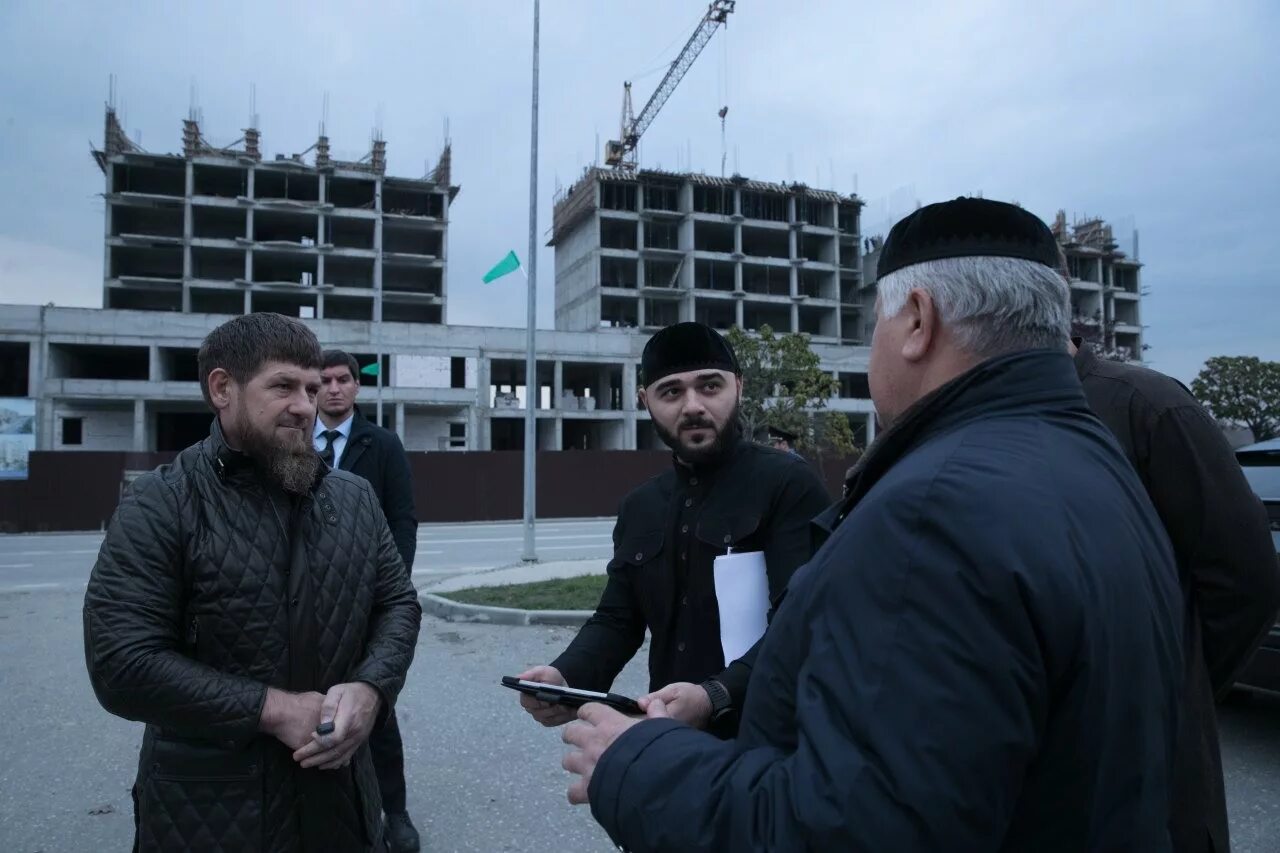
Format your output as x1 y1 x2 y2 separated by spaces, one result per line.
319 429 342 467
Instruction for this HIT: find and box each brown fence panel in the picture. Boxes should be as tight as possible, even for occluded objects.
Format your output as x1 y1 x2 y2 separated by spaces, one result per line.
3 448 844 532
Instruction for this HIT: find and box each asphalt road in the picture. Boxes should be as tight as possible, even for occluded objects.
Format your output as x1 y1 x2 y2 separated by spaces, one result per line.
1 531 1279 852
0 518 616 595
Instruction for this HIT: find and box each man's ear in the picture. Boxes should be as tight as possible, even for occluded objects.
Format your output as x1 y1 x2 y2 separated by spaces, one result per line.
207 368 235 411
900 289 939 364
734 374 743 403
636 387 648 412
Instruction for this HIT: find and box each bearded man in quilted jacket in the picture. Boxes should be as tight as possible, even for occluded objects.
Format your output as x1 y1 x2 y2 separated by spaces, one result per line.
84 312 422 852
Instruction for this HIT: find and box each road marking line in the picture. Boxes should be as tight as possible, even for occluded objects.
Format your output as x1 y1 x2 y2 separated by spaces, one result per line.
0 582 73 593
418 534 612 545
0 550 100 557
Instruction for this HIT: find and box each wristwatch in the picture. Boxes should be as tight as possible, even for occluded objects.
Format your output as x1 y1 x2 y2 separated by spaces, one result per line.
700 678 733 722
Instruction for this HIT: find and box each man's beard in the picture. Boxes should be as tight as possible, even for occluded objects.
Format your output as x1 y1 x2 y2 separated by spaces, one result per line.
652 402 740 465
235 409 320 495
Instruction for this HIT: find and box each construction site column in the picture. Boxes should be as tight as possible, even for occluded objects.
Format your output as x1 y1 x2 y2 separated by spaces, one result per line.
394 402 406 444
316 175 326 317
182 162 194 312
865 412 877 445
476 353 492 451
148 346 161 381
132 398 147 452
244 166 255 309
466 405 480 452
552 360 564 410
373 178 384 323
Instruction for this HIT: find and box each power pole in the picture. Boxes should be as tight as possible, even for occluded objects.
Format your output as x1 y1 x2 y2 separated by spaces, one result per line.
522 0 540 563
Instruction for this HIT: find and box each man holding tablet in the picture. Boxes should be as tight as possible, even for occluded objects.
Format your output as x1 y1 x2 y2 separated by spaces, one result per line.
514 322 829 735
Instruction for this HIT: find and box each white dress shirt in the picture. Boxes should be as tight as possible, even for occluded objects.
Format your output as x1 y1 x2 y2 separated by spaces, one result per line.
314 413 354 468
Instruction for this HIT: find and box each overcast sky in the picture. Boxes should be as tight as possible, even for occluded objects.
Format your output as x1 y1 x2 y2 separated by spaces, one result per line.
1 0 1276 382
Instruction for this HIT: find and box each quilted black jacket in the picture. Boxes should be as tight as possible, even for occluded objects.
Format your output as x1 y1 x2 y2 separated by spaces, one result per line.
83 419 422 852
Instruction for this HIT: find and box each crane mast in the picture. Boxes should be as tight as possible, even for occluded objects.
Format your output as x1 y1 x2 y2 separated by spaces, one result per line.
605 0 735 169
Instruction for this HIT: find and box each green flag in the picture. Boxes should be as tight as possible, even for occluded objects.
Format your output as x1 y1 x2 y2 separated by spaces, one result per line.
483 250 521 283
360 362 380 376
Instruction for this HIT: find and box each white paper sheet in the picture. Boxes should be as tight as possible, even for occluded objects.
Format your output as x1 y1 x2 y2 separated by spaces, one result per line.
713 550 770 666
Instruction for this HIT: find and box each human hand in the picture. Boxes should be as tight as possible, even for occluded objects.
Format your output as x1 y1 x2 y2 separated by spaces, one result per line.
291 682 383 770
562 698 670 805
259 688 326 751
640 681 712 729
515 665 577 727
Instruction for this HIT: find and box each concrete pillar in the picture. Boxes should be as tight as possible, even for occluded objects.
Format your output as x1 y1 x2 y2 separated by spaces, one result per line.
552 416 564 451
734 299 744 328
245 168 255 288
243 290 252 314
373 178 384 323
553 361 564 410
622 359 637 409
133 398 147 452
394 402 406 444
475 354 491 450
866 412 877 445
465 404 479 452
102 161 114 305
149 345 161 381
624 413 637 450
183 162 194 313
38 397 56 452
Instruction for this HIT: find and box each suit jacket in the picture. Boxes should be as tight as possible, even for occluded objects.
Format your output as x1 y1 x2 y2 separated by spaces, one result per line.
1074 344 1280 853
337 407 418 575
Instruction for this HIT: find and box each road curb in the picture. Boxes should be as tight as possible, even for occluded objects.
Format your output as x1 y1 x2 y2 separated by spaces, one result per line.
419 592 591 627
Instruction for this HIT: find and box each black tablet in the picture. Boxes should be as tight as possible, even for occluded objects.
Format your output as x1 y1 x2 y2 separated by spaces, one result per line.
501 676 643 715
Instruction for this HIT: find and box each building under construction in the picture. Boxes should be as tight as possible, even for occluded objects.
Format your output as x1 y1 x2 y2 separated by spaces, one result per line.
93 105 457 324
550 167 868 344
1051 211 1145 360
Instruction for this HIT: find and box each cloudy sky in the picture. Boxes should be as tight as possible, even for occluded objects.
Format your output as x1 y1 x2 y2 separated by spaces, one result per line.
1 0 1276 382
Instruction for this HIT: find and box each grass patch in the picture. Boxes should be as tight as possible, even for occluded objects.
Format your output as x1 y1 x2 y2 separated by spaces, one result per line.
438 574 607 611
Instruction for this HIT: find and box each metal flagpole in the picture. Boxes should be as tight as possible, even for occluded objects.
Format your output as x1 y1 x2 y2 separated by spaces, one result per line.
522 0 540 563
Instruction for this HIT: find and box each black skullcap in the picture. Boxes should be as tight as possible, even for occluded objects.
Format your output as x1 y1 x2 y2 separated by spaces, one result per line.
641 322 740 387
877 197 1060 279
767 425 798 442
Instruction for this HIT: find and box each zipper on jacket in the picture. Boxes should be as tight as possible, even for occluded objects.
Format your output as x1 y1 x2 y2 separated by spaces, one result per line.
186 615 199 649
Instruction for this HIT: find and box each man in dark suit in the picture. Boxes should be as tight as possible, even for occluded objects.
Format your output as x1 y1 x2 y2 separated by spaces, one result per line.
317 349 421 852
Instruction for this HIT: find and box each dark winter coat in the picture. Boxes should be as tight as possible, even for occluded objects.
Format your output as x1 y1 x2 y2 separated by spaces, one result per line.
83 419 422 852
337 407 417 575
1075 343 1280 853
588 350 1184 852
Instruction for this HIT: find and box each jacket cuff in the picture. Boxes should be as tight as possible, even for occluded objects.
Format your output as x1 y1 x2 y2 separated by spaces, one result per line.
589 718 685 843
715 659 751 709
549 652 601 692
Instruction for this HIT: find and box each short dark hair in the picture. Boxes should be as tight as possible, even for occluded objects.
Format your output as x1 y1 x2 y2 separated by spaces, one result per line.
197 313 323 407
322 349 361 380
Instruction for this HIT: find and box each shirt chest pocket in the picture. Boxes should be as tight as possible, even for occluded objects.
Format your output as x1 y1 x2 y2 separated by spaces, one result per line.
610 530 667 621
611 530 666 572
695 512 762 552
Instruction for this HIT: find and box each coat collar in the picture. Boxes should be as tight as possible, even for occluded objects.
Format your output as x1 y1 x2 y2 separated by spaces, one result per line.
202 414 328 493
820 349 1085 533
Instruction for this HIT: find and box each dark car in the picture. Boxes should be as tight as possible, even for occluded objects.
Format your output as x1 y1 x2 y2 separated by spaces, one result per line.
1234 438 1280 693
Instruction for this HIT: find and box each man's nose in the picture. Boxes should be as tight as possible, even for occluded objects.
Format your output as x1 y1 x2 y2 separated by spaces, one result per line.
290 390 316 417
681 389 707 416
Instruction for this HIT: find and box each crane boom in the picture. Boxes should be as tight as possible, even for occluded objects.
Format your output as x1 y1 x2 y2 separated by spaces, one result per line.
605 0 734 168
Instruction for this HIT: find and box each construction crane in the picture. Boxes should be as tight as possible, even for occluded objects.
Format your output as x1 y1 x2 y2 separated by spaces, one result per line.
604 0 735 169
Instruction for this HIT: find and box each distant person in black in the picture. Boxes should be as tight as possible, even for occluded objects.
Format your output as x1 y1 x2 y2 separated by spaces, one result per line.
515 323 829 733
316 350 421 853
765 425 804 459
